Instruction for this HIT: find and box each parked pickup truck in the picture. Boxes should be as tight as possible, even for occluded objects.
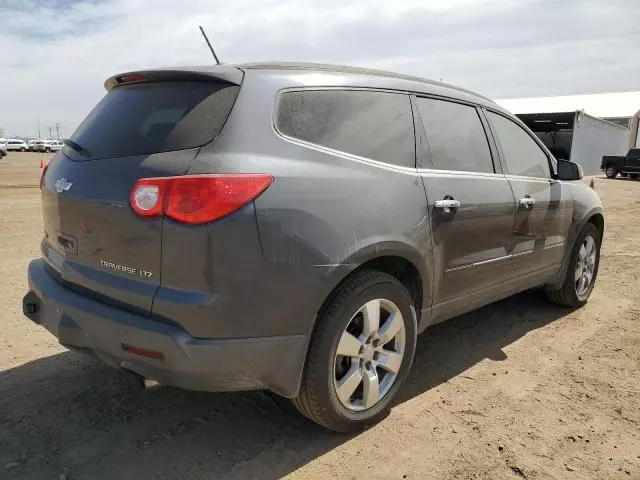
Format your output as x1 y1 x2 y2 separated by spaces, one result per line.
602 148 640 179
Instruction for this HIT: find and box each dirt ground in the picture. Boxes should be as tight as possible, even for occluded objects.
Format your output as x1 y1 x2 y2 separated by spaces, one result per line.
1 153 638 480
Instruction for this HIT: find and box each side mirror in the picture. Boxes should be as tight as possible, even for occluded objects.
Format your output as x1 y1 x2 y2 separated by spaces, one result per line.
556 159 583 181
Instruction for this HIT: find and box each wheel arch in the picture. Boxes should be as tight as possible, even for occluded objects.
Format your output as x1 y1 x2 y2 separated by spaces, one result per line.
548 206 604 288
321 240 429 316
328 254 425 316
587 212 604 237
307 242 429 348
293 249 426 396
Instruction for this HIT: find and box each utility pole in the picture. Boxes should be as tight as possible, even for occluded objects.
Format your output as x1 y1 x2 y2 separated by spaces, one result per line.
55 122 61 139
37 118 41 138
48 126 53 138
0 125 4 138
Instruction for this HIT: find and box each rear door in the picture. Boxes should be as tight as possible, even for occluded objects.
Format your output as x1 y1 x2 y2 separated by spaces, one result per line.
485 110 572 275
41 79 240 314
414 96 516 312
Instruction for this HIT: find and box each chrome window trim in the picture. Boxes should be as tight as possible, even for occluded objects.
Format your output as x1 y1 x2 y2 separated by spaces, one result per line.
506 174 556 183
275 133 420 175
272 86 510 178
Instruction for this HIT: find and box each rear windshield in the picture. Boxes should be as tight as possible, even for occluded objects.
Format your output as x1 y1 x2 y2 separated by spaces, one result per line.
67 81 239 161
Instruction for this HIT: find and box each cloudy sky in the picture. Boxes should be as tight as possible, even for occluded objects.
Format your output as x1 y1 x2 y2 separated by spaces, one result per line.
2 0 639 137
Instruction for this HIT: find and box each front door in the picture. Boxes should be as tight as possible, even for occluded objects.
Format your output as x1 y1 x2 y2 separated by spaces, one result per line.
414 97 516 312
485 110 573 275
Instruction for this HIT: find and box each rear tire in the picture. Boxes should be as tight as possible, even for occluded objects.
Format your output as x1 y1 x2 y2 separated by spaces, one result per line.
544 223 601 308
605 167 617 178
292 270 417 432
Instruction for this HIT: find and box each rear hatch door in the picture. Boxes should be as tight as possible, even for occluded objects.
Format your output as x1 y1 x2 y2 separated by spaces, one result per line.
41 76 240 315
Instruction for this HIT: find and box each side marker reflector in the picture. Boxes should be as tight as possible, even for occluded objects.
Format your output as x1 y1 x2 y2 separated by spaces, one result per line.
121 343 165 360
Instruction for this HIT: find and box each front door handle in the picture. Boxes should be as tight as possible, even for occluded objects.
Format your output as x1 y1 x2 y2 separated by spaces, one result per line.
434 198 461 213
519 195 536 208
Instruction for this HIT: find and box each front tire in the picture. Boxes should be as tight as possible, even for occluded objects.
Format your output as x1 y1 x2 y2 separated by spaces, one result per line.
544 223 601 307
293 270 417 432
605 167 617 178
630 173 639 179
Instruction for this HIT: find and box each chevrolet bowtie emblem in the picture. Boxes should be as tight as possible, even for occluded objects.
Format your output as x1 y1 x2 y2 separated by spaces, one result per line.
54 178 73 194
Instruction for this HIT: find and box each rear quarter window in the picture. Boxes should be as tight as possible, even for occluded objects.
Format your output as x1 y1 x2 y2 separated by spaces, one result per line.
276 89 415 168
68 81 240 161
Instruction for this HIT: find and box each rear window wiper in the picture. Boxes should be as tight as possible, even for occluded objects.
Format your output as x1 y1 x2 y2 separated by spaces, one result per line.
63 139 91 157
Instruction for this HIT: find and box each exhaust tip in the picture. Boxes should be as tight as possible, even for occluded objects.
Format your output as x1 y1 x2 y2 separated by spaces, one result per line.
142 378 162 390
22 291 41 323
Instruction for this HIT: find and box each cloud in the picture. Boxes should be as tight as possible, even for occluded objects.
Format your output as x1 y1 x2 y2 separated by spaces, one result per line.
1 0 639 137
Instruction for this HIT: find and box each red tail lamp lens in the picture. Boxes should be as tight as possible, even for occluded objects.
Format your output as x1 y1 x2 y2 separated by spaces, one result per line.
40 162 49 189
130 174 273 224
165 175 273 224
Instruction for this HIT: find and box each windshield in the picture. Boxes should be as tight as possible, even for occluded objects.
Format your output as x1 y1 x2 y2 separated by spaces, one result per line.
67 81 239 161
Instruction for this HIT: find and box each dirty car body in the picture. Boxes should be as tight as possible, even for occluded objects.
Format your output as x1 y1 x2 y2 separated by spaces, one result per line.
23 63 604 431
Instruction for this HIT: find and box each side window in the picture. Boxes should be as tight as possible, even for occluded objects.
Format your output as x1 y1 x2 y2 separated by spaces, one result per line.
487 111 550 178
416 97 494 173
629 149 640 158
276 90 415 168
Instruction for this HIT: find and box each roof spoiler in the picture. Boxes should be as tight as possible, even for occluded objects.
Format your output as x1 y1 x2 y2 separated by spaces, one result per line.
104 65 244 91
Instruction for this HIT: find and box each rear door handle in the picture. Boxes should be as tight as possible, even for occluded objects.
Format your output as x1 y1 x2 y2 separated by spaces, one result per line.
519 196 536 208
434 198 461 213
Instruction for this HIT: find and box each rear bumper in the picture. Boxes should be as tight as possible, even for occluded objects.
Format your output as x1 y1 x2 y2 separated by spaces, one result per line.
23 259 307 397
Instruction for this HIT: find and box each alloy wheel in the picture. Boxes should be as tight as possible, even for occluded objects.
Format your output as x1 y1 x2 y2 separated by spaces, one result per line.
333 298 405 412
575 235 596 298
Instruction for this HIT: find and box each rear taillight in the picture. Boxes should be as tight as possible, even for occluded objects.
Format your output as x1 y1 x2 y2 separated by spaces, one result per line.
130 179 167 217
130 174 273 224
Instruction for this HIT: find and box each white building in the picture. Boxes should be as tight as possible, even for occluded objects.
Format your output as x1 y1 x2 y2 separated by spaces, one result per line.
496 92 640 175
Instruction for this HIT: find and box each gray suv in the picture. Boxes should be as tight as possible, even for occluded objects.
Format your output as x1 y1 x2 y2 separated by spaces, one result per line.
23 63 604 432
